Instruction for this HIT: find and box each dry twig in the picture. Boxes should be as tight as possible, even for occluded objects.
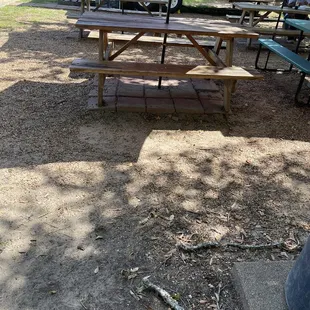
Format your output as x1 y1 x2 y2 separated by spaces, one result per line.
177 242 220 251
177 241 292 252
138 277 184 310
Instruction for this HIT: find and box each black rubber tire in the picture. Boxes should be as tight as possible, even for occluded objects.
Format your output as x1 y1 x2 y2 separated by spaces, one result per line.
164 0 182 13
135 0 182 13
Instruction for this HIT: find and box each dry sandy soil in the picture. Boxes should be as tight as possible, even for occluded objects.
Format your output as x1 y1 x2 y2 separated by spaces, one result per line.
0 9 310 310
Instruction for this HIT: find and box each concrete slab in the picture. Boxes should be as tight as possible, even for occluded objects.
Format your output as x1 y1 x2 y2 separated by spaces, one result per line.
233 261 295 310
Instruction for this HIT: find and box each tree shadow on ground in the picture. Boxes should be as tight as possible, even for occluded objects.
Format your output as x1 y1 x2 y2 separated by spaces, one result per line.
1 81 310 310
1 18 310 310
1 133 309 309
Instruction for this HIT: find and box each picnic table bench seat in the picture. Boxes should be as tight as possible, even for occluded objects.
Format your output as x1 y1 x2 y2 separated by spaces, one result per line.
257 38 310 74
87 32 227 49
255 38 310 104
226 14 283 23
250 27 310 37
70 58 263 113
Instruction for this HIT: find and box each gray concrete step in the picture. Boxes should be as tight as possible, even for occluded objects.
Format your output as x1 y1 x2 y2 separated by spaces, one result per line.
232 261 295 310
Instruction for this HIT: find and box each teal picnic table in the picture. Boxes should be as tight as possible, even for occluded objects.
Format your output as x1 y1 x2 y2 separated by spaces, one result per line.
255 18 310 104
286 18 310 57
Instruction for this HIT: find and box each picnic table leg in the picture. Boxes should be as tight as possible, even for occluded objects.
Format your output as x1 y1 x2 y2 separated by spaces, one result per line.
98 30 108 107
79 0 85 39
87 0 90 11
247 12 255 47
224 80 234 114
213 38 223 55
225 38 234 67
225 38 237 93
238 10 247 25
252 11 271 27
140 2 154 16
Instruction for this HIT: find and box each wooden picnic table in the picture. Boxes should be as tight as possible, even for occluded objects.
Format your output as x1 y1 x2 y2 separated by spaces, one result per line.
230 0 273 3
230 0 273 10
234 2 310 27
73 12 262 113
76 12 258 66
78 0 167 38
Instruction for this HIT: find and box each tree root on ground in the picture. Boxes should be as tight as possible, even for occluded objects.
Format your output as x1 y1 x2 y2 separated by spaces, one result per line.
138 276 184 310
176 241 301 252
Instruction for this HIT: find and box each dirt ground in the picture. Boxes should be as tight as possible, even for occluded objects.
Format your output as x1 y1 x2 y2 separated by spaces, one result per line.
1 9 310 310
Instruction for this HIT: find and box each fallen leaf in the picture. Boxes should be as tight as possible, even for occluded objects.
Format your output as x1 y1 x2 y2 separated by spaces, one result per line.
95 236 104 240
130 267 139 273
172 293 180 301
49 290 57 295
214 292 219 301
165 248 177 257
128 274 137 280
199 299 208 304
77 245 85 251
180 252 187 262
139 217 150 225
94 266 99 274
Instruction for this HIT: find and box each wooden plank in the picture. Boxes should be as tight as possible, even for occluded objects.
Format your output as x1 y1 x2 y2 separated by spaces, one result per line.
79 0 85 38
103 32 108 60
70 59 264 80
109 32 146 60
225 38 234 67
224 80 233 114
139 2 153 16
233 3 310 15
99 30 104 60
185 34 217 66
75 12 259 39
226 14 283 22
252 11 271 27
238 10 247 24
88 31 227 49
213 38 223 55
98 74 105 106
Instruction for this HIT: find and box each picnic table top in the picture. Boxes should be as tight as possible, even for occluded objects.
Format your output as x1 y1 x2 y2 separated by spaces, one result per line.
233 2 310 14
120 0 168 3
286 18 310 32
76 12 259 39
229 0 273 3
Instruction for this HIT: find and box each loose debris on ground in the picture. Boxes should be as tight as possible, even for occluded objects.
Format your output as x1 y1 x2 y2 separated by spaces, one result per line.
0 5 310 310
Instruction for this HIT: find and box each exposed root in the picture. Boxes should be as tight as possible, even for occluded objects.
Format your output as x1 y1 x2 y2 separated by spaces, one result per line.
138 276 184 310
177 241 220 251
177 241 296 252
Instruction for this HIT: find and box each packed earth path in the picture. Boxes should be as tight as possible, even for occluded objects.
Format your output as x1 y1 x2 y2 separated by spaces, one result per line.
0 4 310 310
